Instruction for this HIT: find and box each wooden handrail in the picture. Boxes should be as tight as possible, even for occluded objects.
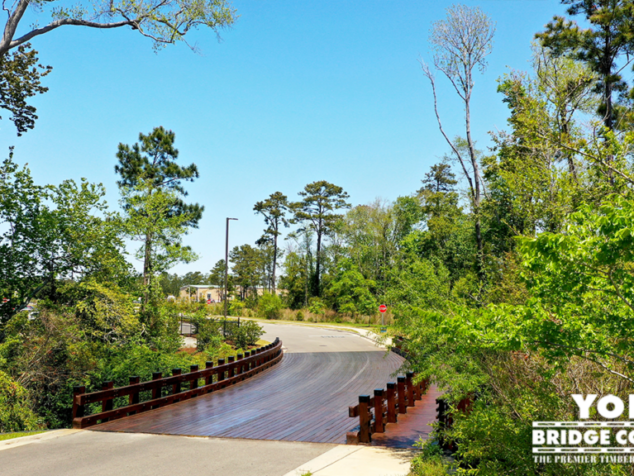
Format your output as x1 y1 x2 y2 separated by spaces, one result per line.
72 338 283 429
346 371 429 444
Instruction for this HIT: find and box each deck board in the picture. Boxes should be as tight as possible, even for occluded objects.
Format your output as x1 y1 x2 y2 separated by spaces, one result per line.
92 351 438 446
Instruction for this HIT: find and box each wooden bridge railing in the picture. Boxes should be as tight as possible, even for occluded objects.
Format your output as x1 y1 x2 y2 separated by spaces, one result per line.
346 371 429 444
72 338 283 429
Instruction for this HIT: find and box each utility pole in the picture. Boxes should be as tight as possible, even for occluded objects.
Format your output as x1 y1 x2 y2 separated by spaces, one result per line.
224 217 238 320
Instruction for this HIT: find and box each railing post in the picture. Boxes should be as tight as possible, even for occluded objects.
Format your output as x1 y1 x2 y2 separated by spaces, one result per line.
205 361 214 386
228 356 235 379
101 381 114 421
237 354 244 375
217 359 225 382
151 372 162 408
190 365 199 390
412 374 420 401
374 389 385 433
358 395 371 444
172 368 182 396
406 372 414 406
397 376 407 413
128 376 140 415
244 351 250 371
386 382 397 423
72 385 85 419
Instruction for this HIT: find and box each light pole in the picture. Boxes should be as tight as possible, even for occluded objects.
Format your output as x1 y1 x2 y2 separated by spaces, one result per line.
224 217 238 320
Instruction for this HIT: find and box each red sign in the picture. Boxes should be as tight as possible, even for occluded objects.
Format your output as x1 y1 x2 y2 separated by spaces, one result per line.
379 304 387 313
207 299 211 304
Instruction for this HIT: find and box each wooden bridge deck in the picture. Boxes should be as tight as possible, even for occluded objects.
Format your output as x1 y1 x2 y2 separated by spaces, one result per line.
93 351 412 444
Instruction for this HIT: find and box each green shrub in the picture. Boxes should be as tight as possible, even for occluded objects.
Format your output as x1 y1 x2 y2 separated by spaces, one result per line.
229 300 245 317
295 311 304 322
308 297 325 315
259 293 282 320
0 370 41 432
190 314 223 352
233 320 264 350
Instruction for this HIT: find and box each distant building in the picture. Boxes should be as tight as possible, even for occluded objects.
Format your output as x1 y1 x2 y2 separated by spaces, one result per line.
179 284 284 302
179 285 224 302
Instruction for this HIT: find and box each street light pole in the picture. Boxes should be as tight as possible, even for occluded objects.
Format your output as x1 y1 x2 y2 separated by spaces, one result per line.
224 217 238 320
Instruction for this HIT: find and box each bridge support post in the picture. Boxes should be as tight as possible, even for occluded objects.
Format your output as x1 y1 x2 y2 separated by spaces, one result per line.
217 359 225 383
72 386 85 420
397 376 407 413
237 354 244 375
386 383 397 423
101 381 114 422
374 389 385 433
405 372 414 407
205 362 214 386
358 395 371 444
190 365 199 391
228 356 235 379
129 376 140 415
172 369 182 397
151 372 162 408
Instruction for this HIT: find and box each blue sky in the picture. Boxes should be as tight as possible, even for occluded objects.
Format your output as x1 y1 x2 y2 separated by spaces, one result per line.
1 0 567 275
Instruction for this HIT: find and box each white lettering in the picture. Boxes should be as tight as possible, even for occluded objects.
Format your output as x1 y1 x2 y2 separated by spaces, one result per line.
616 430 628 445
546 430 559 445
597 395 624 419
533 430 545 445
572 394 597 419
600 429 610 445
584 430 598 445
569 430 582 444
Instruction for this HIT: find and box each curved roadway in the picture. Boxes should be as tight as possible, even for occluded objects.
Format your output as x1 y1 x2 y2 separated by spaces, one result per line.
94 323 405 443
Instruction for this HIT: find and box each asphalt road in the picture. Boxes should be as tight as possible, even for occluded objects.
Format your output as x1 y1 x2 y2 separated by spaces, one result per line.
0 430 334 476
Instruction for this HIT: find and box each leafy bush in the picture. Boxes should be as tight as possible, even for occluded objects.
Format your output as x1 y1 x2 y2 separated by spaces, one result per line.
190 314 223 352
295 311 304 321
0 370 41 432
229 300 245 317
308 297 325 315
259 293 282 320
232 320 264 350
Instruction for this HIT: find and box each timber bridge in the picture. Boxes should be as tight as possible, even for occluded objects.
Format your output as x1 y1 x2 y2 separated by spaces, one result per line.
71 323 440 447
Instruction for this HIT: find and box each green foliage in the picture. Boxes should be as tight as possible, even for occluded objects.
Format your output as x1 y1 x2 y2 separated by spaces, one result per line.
258 293 282 320
190 314 222 352
0 155 130 326
1 0 236 55
308 297 325 316
232 321 264 350
229 299 245 317
0 370 40 432
325 259 377 316
291 181 351 296
295 311 304 321
0 44 51 135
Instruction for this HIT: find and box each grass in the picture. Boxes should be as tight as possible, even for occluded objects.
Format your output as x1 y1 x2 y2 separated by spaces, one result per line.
0 431 46 442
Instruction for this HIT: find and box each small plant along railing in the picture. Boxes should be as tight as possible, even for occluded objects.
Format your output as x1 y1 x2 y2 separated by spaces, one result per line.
435 395 474 451
178 316 240 338
346 371 429 444
72 338 283 429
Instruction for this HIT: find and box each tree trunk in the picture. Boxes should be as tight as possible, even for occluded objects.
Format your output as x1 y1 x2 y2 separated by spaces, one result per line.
272 233 277 295
143 232 152 306
315 227 322 297
465 88 485 280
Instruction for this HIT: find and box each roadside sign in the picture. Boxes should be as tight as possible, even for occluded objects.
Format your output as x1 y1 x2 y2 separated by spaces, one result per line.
380 327 387 333
207 299 211 304
379 304 387 313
